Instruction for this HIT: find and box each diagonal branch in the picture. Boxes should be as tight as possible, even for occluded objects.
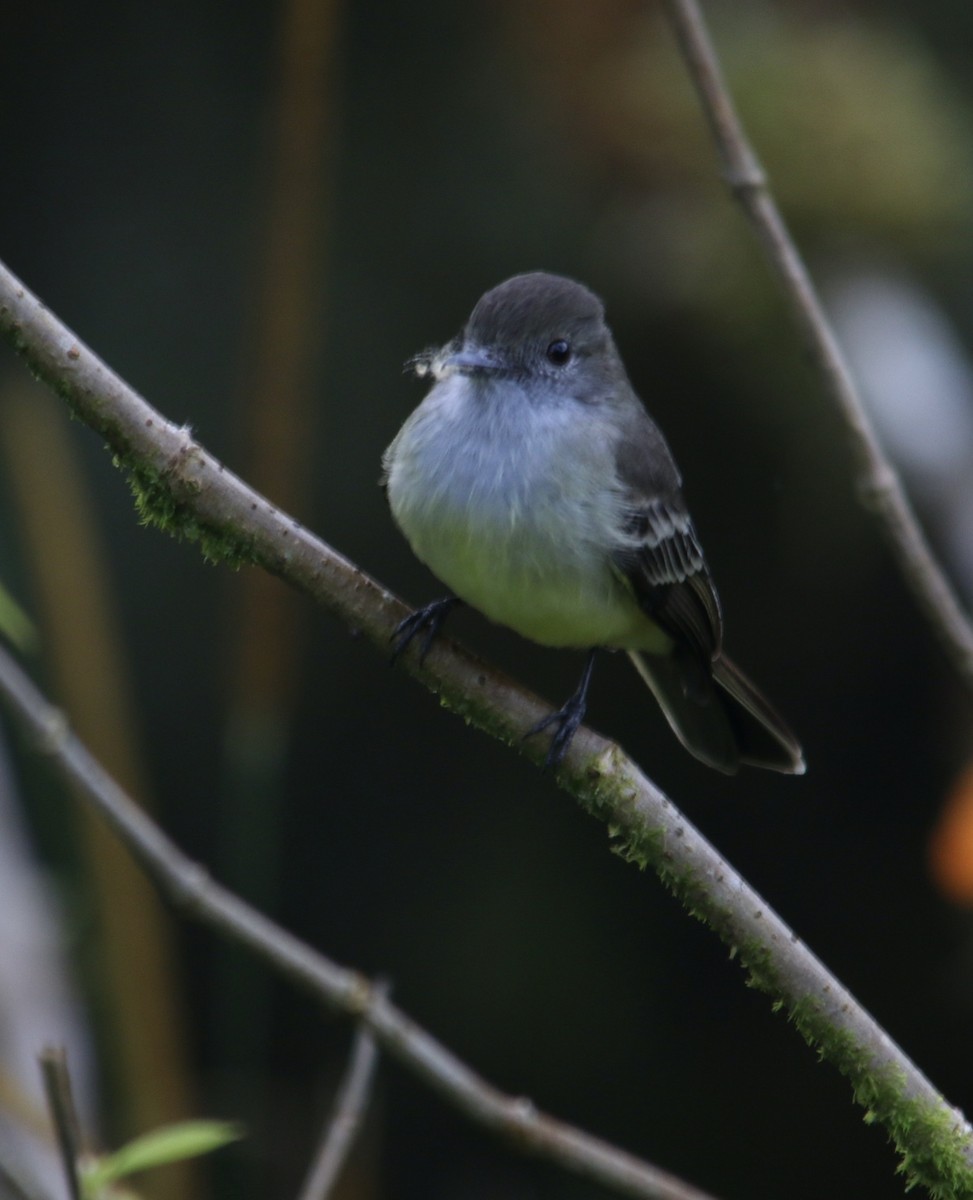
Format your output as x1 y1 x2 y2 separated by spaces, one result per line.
1 255 972 1194
0 644 717 1200
660 0 973 694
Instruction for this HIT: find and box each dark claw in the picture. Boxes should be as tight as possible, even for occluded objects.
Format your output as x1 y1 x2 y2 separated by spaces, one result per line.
523 649 598 769
391 596 461 664
525 696 588 769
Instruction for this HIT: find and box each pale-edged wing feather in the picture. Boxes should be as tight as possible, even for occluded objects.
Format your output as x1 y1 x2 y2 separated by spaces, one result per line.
612 496 723 667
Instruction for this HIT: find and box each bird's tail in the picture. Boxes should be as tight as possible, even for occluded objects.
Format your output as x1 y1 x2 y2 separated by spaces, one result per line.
627 649 805 775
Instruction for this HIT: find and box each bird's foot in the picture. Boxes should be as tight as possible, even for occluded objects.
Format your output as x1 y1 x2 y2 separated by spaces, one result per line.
524 695 588 770
391 596 462 665
523 649 598 770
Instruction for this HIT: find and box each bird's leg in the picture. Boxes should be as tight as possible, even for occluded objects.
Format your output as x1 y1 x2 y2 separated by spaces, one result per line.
524 648 598 769
391 595 463 664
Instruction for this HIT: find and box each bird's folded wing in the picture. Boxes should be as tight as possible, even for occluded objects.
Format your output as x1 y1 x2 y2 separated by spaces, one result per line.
611 497 723 664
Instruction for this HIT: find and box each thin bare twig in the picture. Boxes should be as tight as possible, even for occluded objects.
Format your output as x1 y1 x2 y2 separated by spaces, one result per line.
38 1048 82 1200
0 644 717 1200
1 257 972 1193
296 984 385 1200
660 0 973 693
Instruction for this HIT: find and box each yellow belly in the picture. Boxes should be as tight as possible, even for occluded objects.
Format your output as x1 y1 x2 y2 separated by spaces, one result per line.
406 521 669 652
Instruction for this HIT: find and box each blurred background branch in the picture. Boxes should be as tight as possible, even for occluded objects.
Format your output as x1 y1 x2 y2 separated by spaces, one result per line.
215 0 342 1128
0 384 200 1200
662 0 973 693
295 985 382 1200
38 1047 82 1200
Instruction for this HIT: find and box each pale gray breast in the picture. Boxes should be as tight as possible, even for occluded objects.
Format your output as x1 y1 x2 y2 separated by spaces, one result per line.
389 374 623 563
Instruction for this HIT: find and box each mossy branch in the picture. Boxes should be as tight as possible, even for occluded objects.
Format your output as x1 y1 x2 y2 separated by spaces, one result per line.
2 250 972 1196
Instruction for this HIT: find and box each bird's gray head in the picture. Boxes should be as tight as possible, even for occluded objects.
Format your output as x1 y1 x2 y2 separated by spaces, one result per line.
415 272 625 399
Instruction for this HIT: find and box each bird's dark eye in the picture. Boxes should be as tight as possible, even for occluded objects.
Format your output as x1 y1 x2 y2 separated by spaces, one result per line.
546 339 572 366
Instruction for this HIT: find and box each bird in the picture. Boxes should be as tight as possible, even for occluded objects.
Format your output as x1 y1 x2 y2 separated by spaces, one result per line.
382 271 804 774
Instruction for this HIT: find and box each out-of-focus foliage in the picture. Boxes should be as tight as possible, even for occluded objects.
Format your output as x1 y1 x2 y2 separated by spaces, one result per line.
0 580 34 652
502 5 973 320
82 1120 243 1199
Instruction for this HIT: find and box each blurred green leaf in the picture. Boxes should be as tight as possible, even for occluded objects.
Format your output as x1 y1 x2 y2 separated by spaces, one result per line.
0 579 35 651
81 1120 244 1195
